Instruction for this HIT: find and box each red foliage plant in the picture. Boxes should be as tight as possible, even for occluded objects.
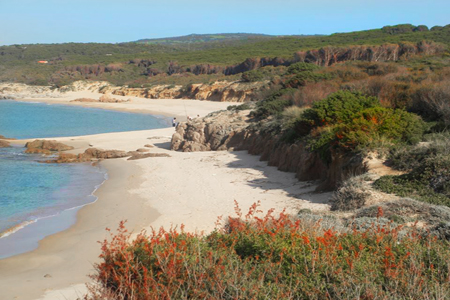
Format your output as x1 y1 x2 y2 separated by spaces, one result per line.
87 202 450 300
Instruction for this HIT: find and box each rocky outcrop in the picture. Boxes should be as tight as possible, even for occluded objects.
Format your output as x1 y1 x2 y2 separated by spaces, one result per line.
171 110 368 190
71 95 130 103
25 140 74 154
0 83 60 99
221 41 445 74
171 110 250 152
0 140 10 148
48 148 130 163
100 81 266 102
293 41 444 66
127 153 171 160
183 81 267 102
47 147 171 163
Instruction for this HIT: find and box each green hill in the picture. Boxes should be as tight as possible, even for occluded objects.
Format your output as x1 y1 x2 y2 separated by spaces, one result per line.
0 24 448 86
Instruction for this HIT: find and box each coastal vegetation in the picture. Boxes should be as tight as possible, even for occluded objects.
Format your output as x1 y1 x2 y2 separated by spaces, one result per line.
3 23 450 298
87 204 450 299
0 24 449 87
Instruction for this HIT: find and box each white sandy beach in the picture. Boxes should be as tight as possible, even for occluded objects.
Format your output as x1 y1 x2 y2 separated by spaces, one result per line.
0 92 331 300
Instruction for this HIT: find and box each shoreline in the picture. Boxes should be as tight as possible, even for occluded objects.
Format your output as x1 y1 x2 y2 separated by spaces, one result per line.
0 95 331 300
0 159 159 300
0 160 107 259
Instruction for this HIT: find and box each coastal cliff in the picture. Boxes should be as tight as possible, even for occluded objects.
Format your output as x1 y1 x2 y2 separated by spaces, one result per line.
171 110 367 190
218 41 445 75
101 80 267 102
0 80 266 103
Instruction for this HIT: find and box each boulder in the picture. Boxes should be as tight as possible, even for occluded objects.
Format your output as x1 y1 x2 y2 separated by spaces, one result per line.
25 148 51 155
47 148 131 163
83 148 130 159
25 140 74 152
171 110 250 152
127 153 171 160
0 140 10 148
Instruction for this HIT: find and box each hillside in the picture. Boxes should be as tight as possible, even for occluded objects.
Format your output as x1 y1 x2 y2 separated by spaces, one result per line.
135 33 276 45
0 23 449 87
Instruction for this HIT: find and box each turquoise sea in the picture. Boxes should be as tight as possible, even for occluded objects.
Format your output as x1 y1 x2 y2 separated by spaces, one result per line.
0 100 169 258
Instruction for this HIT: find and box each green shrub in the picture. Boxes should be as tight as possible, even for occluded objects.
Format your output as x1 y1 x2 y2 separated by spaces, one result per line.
285 62 321 75
388 134 450 170
241 69 265 82
252 88 296 118
374 154 450 207
284 71 332 88
227 103 251 111
291 91 425 162
304 91 379 126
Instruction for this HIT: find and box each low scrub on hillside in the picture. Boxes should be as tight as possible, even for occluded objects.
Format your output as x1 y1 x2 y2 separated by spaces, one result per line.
86 204 450 299
374 133 450 207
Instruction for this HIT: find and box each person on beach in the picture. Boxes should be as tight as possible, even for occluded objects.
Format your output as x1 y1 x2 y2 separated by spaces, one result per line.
172 117 177 127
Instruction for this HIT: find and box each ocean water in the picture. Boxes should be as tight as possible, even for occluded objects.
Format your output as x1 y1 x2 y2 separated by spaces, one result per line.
0 100 169 139
0 100 169 258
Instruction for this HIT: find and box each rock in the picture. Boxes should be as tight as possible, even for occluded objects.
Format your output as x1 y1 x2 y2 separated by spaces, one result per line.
50 153 86 163
43 274 52 278
25 140 74 152
71 95 129 103
0 135 16 140
171 110 249 152
0 140 10 148
136 148 150 152
98 94 129 103
47 148 131 163
127 153 171 160
83 148 129 159
103 81 265 102
170 108 369 190
71 98 98 102
144 144 154 148
25 148 52 155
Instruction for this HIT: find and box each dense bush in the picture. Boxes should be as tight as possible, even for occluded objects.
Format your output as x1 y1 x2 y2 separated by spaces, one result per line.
285 62 321 75
284 71 332 88
227 103 252 111
375 153 450 207
288 91 425 162
240 69 265 82
387 133 450 170
251 88 296 118
331 174 372 211
88 204 450 299
409 81 450 128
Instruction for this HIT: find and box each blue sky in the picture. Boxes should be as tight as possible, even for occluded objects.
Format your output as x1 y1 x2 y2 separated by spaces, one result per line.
0 0 448 45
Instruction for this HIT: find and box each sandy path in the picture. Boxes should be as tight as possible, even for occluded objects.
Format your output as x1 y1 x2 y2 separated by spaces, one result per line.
0 98 331 300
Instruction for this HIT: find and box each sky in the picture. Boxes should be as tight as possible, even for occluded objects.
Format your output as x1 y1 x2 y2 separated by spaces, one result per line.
0 0 448 45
